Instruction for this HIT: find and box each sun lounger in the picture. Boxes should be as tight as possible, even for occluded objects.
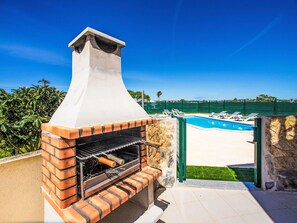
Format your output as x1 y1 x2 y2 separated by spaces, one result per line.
209 111 227 117
234 113 258 121
226 112 241 119
171 109 185 116
162 109 172 116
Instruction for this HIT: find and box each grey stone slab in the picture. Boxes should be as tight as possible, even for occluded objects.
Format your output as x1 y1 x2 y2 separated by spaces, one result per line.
182 179 260 191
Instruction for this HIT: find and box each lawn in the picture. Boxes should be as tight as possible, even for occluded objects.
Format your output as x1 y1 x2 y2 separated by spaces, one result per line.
186 166 254 182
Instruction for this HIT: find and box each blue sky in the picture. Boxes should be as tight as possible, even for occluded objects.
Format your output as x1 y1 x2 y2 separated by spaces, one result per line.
0 0 297 100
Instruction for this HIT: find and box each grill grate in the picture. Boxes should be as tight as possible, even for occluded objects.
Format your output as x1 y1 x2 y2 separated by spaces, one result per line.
76 135 144 161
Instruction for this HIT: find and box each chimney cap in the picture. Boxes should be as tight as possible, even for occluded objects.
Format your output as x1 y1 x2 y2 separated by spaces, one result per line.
68 27 126 48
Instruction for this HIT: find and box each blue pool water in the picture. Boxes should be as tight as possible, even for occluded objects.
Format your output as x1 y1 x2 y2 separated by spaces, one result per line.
185 116 253 131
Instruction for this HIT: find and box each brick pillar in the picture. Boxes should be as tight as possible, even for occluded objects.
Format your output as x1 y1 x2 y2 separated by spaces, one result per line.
41 133 78 209
139 125 147 169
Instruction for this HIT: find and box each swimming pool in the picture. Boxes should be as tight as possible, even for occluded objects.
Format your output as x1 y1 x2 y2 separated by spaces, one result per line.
185 116 253 131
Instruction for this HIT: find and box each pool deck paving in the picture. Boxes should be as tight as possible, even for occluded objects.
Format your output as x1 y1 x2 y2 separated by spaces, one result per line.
157 182 297 223
186 114 254 167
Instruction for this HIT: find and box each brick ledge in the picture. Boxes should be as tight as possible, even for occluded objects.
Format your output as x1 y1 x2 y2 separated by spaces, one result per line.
41 166 162 223
41 118 157 139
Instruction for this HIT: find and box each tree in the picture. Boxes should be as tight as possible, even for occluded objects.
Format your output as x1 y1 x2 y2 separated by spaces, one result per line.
157 91 162 101
255 94 277 102
0 80 66 158
127 90 150 102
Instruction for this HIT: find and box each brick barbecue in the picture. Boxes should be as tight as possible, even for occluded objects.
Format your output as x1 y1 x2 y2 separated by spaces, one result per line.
40 27 162 222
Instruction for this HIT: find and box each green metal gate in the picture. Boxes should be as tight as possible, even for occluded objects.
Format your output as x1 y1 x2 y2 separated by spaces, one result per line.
254 117 262 187
174 116 187 183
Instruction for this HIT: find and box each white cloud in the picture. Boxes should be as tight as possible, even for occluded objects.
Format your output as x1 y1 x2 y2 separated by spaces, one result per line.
0 44 70 66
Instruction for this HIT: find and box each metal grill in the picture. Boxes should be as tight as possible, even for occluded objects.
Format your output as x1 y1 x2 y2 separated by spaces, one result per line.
76 135 144 161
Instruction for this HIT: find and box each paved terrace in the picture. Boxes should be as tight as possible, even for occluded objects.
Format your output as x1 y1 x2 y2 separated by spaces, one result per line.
99 182 297 223
187 114 254 167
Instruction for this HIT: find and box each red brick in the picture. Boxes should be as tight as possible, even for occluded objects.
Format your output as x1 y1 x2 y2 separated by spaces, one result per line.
88 196 111 218
50 191 77 209
140 131 146 138
107 186 129 203
113 123 121 131
41 134 50 143
147 118 153 125
42 134 75 148
135 120 142 127
45 160 56 174
143 167 162 179
42 166 51 178
141 162 148 169
51 174 76 190
140 149 147 156
115 182 136 198
63 208 87 223
41 150 50 161
42 158 46 166
104 124 112 133
130 175 148 187
121 122 128 130
93 125 103 135
55 167 76 180
75 201 100 223
123 178 142 193
50 155 76 170
54 147 75 159
136 172 154 184
140 144 146 150
41 142 55 155
41 123 80 139
55 186 77 200
99 190 121 210
129 121 135 128
141 120 148 126
42 182 50 194
81 126 92 137
46 178 56 193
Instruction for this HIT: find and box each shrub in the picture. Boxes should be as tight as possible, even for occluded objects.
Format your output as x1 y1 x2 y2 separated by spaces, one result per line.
0 79 66 158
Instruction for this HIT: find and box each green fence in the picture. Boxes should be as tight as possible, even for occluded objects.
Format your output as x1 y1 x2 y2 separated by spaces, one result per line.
142 101 297 115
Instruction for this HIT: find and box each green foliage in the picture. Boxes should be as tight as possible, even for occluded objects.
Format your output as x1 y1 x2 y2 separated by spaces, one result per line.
128 90 150 101
186 166 254 182
255 94 277 102
0 80 66 158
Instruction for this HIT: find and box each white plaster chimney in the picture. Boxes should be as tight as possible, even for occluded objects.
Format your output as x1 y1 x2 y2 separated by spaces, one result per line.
49 27 149 128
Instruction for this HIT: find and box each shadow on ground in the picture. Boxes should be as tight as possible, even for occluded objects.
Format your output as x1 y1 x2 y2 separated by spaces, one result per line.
99 185 168 223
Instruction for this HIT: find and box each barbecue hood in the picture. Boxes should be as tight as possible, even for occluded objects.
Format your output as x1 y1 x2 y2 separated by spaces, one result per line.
49 27 149 128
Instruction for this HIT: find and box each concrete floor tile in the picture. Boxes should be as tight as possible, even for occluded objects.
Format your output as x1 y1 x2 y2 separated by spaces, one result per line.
156 188 176 206
250 191 289 211
214 216 245 223
267 208 297 223
268 191 297 209
221 193 262 215
159 204 183 223
177 201 214 223
199 195 238 220
171 187 198 204
192 188 222 201
241 212 273 223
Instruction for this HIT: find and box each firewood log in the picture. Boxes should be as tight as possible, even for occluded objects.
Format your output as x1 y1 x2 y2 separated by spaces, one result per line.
97 157 116 168
106 154 125 165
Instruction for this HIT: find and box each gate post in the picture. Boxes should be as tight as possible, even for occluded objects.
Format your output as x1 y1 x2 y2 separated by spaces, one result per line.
254 117 262 187
174 115 187 183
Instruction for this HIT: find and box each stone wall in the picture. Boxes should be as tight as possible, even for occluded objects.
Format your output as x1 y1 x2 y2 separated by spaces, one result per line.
146 118 178 187
262 115 297 191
